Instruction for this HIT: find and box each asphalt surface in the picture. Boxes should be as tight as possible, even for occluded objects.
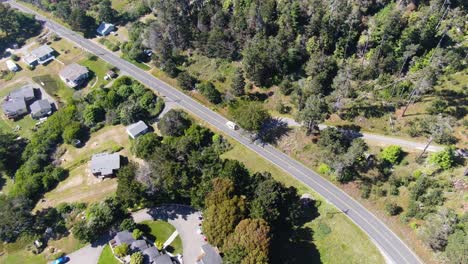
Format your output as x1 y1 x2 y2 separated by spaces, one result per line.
8 1 422 263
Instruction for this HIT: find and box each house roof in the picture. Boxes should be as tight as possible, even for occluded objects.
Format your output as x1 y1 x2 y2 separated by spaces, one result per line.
30 100 51 115
90 153 120 176
130 240 149 252
114 231 135 246
97 22 115 35
59 63 89 81
6 60 18 70
126 121 149 138
200 244 222 264
31 45 54 58
24 55 37 64
142 246 160 261
2 99 27 115
154 254 173 264
10 85 35 100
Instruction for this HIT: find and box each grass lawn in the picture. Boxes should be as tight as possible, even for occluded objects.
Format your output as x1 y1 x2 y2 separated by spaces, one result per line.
98 245 119 264
32 74 74 106
0 236 46 264
138 220 183 254
220 140 384 264
79 56 112 90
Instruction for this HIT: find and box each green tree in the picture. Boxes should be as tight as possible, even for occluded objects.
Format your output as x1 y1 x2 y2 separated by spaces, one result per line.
223 218 271 264
419 209 458 251
197 82 222 104
120 218 137 231
231 68 246 96
444 230 467 264
428 147 456 170
131 133 161 159
380 146 403 165
62 122 84 144
296 94 328 134
229 101 270 132
158 110 192 137
0 131 25 174
83 104 105 126
97 0 117 23
177 72 197 90
384 202 402 216
114 243 130 257
116 163 145 208
0 196 33 242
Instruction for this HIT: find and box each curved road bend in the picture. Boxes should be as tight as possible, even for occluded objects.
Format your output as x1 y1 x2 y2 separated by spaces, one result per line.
8 1 422 263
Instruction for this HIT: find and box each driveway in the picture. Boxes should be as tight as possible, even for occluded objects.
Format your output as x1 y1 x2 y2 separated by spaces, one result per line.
132 205 205 264
66 205 204 264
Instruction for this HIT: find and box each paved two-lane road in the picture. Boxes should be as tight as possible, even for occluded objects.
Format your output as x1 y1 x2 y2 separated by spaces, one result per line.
8 1 422 263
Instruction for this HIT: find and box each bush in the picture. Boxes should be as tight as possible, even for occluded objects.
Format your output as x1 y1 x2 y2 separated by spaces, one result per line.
360 184 371 199
114 243 130 257
132 228 143 239
62 122 84 144
428 147 456 170
197 82 222 104
380 145 403 165
385 202 402 216
317 222 331 236
177 72 197 90
318 163 331 175
158 109 192 137
10 54 19 61
130 252 144 264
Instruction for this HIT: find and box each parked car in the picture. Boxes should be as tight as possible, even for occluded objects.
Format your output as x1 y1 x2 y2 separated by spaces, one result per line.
53 256 69 264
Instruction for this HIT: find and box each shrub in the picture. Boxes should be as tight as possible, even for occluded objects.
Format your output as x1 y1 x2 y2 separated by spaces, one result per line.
385 202 402 216
62 122 84 144
380 145 403 165
318 163 331 175
10 54 19 61
197 82 222 104
389 185 399 196
428 147 456 170
114 243 130 257
130 252 144 264
317 222 331 236
360 184 371 199
177 72 197 90
132 228 143 239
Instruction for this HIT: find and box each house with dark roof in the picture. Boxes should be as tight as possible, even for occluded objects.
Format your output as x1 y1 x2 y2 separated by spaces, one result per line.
2 99 27 119
97 22 115 36
126 120 149 139
154 254 175 264
197 244 222 264
9 85 36 102
59 63 89 88
30 99 52 119
114 231 135 246
142 246 160 263
131 240 149 252
90 153 121 177
25 45 55 66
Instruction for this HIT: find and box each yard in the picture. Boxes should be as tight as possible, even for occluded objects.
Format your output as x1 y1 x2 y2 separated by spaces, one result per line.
78 55 113 90
97 245 120 264
138 220 183 255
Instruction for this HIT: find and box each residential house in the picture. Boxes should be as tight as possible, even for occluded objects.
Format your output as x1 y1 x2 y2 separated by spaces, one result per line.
90 153 121 177
142 247 161 263
130 240 149 252
6 60 19 72
126 121 149 139
9 85 36 102
24 45 55 66
114 231 135 246
30 99 52 119
197 244 222 264
59 63 89 88
97 22 115 36
153 254 175 264
1 99 27 119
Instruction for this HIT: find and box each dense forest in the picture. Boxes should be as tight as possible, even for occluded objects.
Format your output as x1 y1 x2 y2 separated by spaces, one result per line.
0 3 41 52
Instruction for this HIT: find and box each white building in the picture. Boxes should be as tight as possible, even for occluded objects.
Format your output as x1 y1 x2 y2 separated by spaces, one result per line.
6 60 19 72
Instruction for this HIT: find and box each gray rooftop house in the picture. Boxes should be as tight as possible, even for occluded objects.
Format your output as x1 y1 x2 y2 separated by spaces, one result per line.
25 45 55 66
154 254 174 264
114 231 135 246
59 63 89 88
142 246 160 263
9 85 36 102
197 244 222 264
126 120 149 139
30 100 52 119
90 153 121 177
2 99 27 119
97 22 115 36
131 240 149 252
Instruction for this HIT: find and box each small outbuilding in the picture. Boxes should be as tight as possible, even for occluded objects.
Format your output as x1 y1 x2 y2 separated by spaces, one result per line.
96 22 115 36
30 99 52 119
6 60 19 72
59 63 89 88
90 152 121 177
126 120 149 139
